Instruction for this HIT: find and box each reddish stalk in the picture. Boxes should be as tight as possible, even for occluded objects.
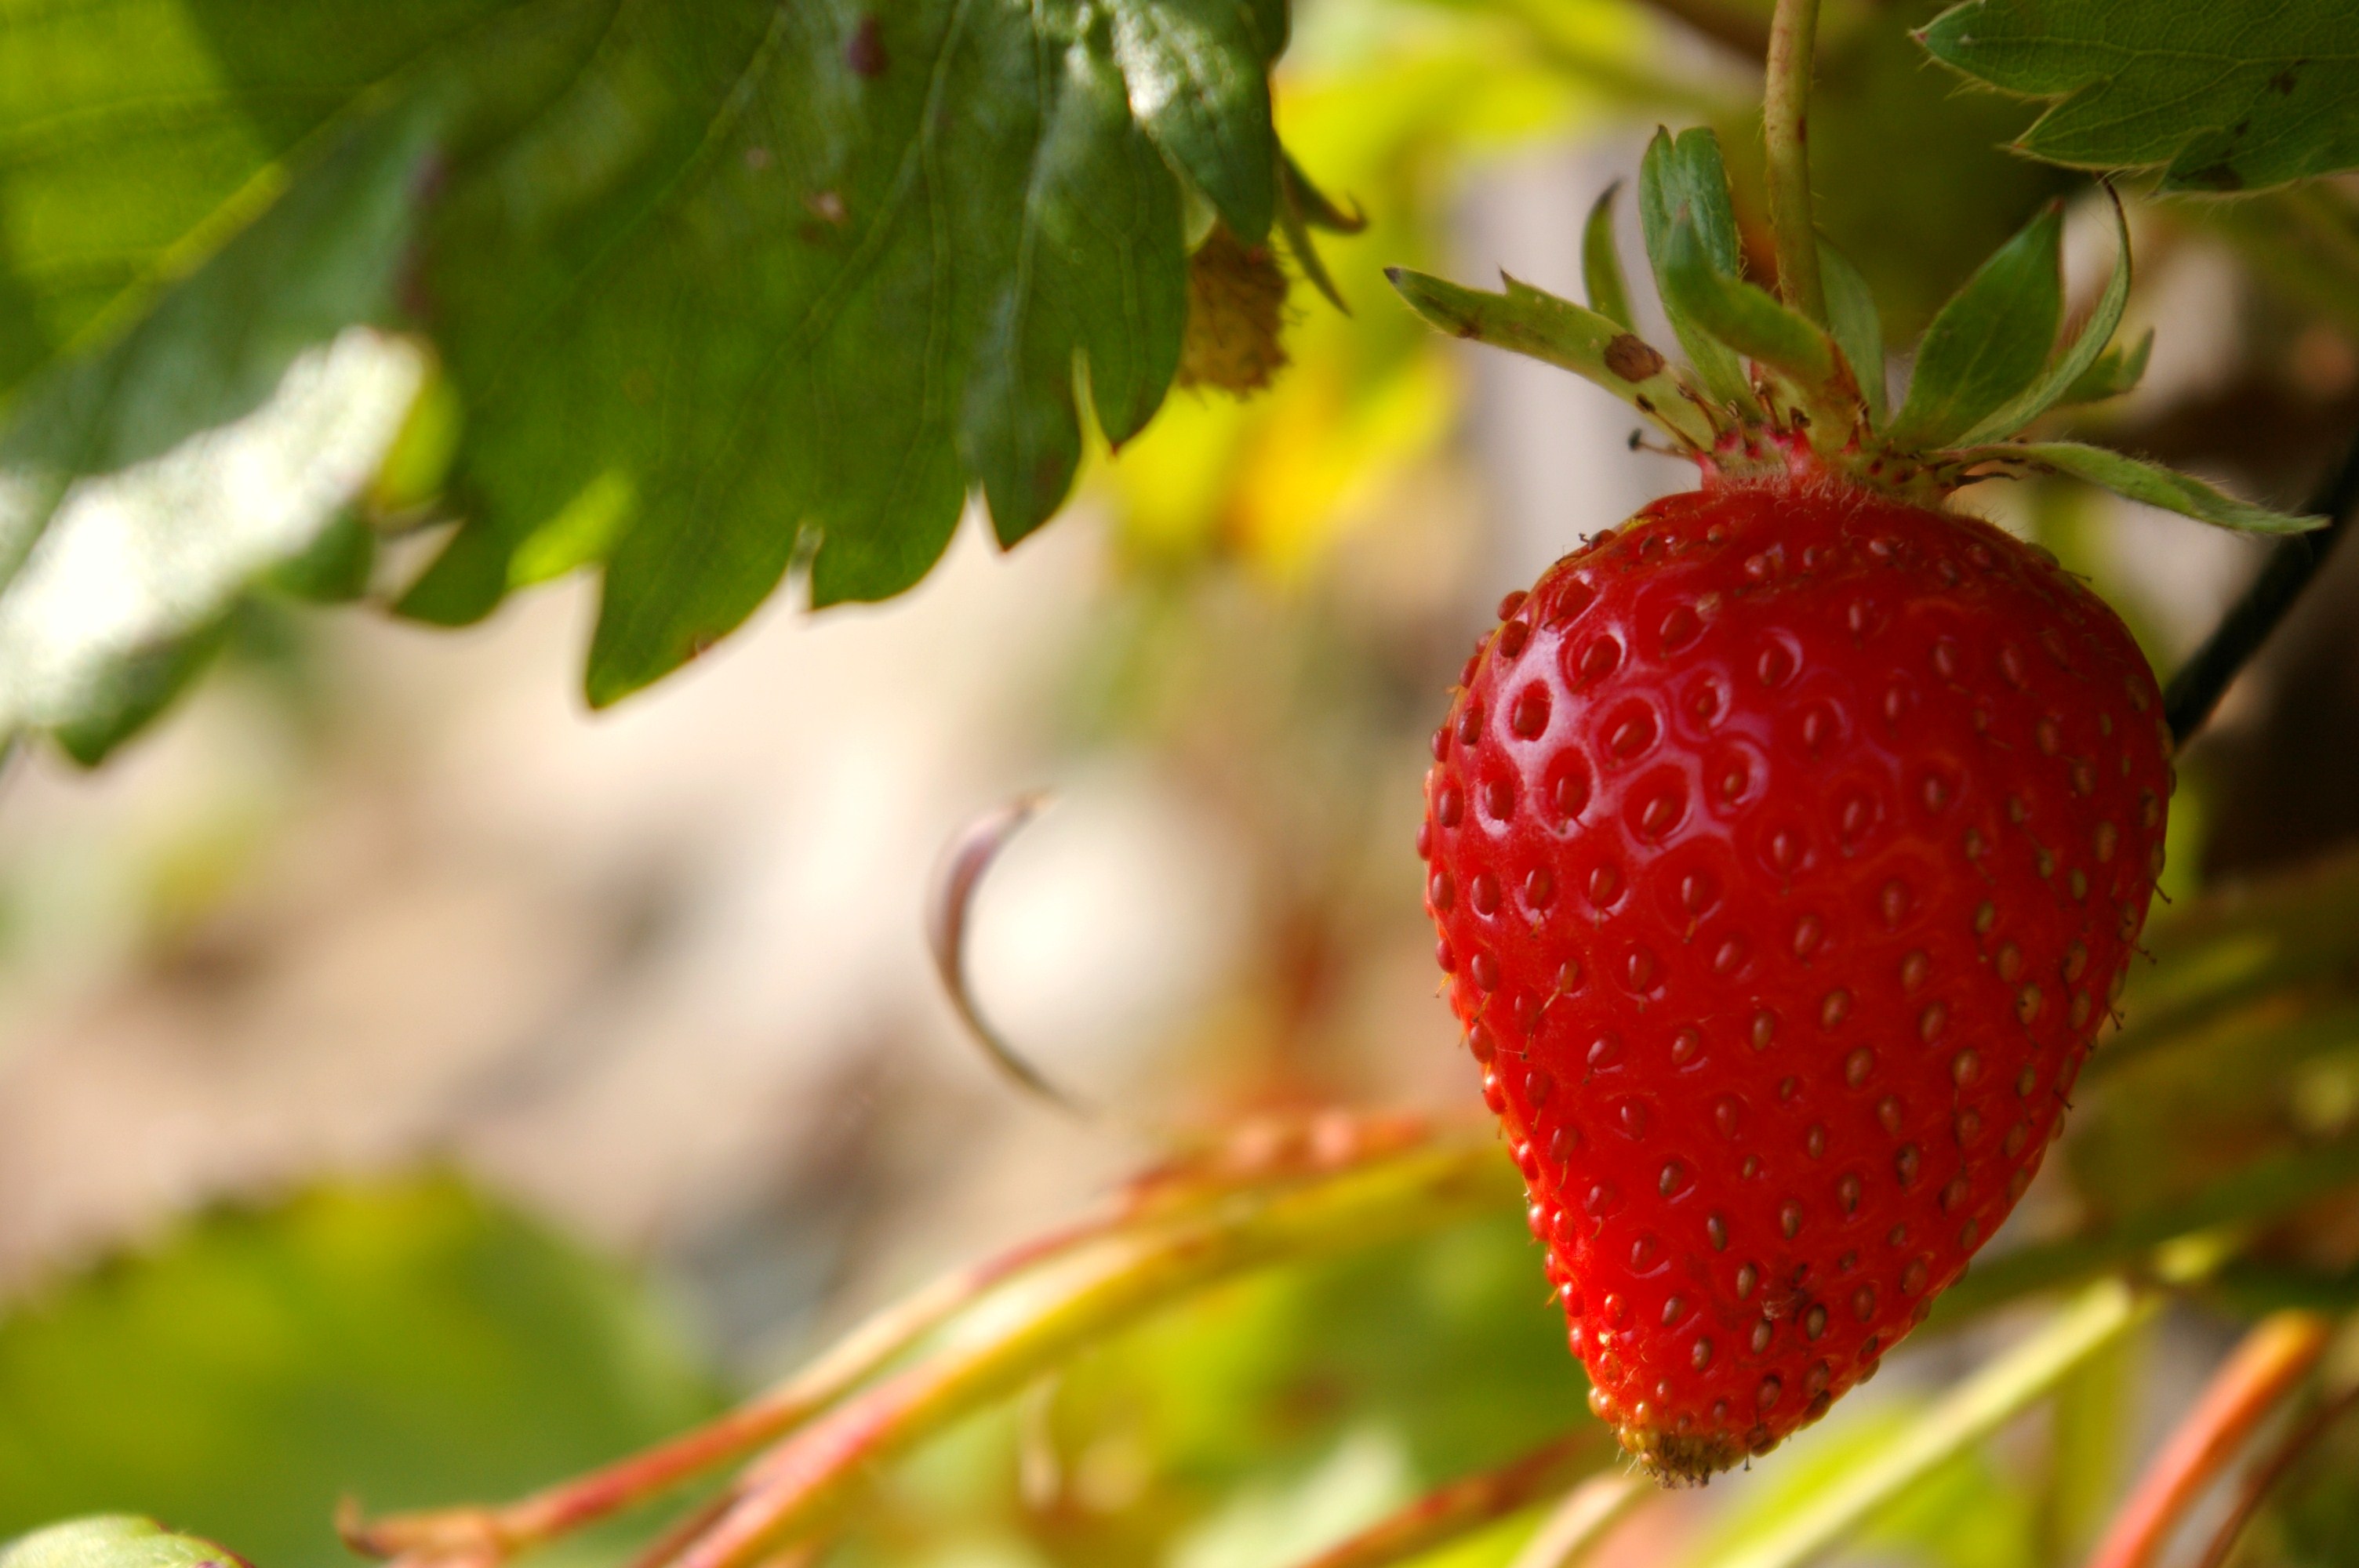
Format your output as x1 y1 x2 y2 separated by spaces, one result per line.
2190 1378 2359 1568
344 1209 1116 1566
348 1109 1437 1568
667 1142 1512 1568
2085 1311 2333 1568
1285 1432 1609 1568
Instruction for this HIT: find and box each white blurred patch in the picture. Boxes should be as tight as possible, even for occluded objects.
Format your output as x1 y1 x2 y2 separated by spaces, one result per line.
0 327 425 731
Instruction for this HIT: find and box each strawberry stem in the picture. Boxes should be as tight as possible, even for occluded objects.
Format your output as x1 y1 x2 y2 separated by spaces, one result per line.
2085 1310 2333 1568
2165 428 2359 747
2190 1377 2359 1568
1761 0 1826 326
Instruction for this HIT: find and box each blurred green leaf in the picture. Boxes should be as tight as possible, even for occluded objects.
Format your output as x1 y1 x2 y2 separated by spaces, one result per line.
0 1174 718 1568
2 0 1290 743
46 618 234 768
1887 203 2063 449
0 328 423 759
382 0 1262 706
0 1515 250 1568
0 91 436 757
1918 0 2359 193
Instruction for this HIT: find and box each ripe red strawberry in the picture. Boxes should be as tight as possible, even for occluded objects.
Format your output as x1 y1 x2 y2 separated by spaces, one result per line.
1394 128 2314 1478
1417 470 2171 1477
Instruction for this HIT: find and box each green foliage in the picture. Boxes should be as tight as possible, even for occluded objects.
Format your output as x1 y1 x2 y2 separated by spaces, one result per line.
1887 203 2063 449
1957 201 2132 442
0 1176 718 1568
0 0 1290 746
1918 0 2359 192
0 1515 250 1568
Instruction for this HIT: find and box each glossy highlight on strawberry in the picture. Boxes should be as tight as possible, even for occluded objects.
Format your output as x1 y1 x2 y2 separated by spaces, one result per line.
1418 476 2170 1480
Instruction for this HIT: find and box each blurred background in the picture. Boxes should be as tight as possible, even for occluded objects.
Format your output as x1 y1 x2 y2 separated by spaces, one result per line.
6 2 2359 1566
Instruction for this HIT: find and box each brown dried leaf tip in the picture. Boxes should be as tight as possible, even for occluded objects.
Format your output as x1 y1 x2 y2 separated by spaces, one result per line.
1177 224 1289 395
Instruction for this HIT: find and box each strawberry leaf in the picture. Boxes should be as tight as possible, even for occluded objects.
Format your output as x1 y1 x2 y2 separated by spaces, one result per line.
0 98 437 759
1818 239 1887 429
1998 441 2324 534
1888 203 2065 449
1637 129 1754 409
1958 194 2132 443
1 1517 251 1568
0 1178 717 1568
0 0 1292 747
1582 184 1637 332
1918 0 2359 193
1386 269 1717 451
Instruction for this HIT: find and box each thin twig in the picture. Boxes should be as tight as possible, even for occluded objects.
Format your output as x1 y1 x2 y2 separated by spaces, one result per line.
344 1203 1133 1564
1699 1282 2153 1568
2190 1378 2359 1568
2085 1310 2333 1568
2165 429 2359 747
348 1113 1450 1566
1761 0 1825 325
925 792 1092 1116
1283 1432 1609 1568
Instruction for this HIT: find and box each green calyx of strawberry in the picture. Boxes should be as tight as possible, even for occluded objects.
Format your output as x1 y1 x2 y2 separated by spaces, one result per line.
1387 126 2322 539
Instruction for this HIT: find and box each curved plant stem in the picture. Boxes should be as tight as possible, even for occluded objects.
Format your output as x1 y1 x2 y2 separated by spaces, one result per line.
1700 1282 2153 1568
1761 0 1825 325
2190 1377 2359 1568
348 1112 1445 1567
2085 1310 2333 1568
344 1204 1141 1564
2165 428 2359 747
673 1142 1516 1568
1281 1432 1610 1568
926 791 1090 1117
